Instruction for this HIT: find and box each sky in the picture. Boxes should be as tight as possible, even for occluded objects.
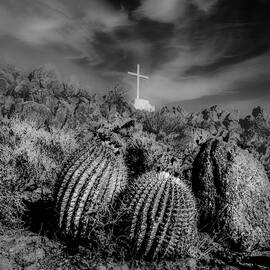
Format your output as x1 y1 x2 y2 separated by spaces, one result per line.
0 0 270 114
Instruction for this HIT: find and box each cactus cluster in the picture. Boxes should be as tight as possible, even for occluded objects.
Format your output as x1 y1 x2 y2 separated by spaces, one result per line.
126 172 197 259
55 141 127 238
54 138 198 260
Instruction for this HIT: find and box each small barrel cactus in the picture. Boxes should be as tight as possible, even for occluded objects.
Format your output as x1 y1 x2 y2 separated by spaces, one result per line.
54 141 127 238
126 171 197 259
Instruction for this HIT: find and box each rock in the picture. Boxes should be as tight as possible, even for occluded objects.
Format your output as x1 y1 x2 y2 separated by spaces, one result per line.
28 64 58 83
240 115 253 130
45 95 59 113
202 106 219 122
0 256 13 270
187 111 204 126
170 127 211 153
173 105 187 116
32 88 51 104
224 266 240 270
24 264 40 270
185 127 211 145
13 80 32 100
192 139 270 251
223 112 240 132
186 258 197 270
105 263 129 270
21 101 52 127
0 77 8 94
97 264 107 270
22 187 52 203
2 95 15 116
49 80 64 96
134 98 155 112
252 106 265 120
28 65 64 97
75 100 91 124
243 251 270 269
187 106 242 141
22 248 45 265
53 101 69 129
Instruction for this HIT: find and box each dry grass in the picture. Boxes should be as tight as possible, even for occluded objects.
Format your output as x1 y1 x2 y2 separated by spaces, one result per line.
0 117 78 229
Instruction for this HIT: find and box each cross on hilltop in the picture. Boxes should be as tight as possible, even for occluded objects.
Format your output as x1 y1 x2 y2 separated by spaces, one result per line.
128 64 149 99
128 64 155 112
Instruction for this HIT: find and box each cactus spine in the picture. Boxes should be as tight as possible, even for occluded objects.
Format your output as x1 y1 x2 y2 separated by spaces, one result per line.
126 172 197 259
55 142 127 238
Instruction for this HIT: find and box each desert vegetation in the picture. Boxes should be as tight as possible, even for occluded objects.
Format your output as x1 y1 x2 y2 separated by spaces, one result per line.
0 62 270 269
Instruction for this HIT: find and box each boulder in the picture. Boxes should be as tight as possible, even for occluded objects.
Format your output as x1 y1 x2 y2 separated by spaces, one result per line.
28 64 58 83
13 80 33 100
240 115 253 130
0 233 46 268
223 112 240 132
28 65 64 95
52 101 70 129
187 112 204 126
171 127 211 153
21 101 53 127
252 106 265 120
0 77 8 94
2 96 15 116
75 100 91 124
45 95 59 113
0 256 13 270
202 106 220 122
49 80 64 97
32 88 52 104
192 139 270 251
134 98 155 112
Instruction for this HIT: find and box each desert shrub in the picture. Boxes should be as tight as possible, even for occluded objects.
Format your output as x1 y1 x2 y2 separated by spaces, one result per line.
100 86 133 118
126 131 193 181
0 144 26 229
140 110 186 137
0 117 78 229
8 118 78 188
239 112 270 178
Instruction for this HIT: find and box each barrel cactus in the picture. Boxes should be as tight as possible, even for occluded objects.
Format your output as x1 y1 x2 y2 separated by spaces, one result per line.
54 141 127 238
125 171 197 259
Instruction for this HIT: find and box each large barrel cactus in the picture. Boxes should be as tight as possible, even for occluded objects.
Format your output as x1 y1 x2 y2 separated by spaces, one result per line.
54 141 127 238
126 171 197 259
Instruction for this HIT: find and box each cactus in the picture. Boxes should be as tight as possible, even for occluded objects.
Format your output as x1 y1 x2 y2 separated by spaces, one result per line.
55 141 127 238
126 171 197 259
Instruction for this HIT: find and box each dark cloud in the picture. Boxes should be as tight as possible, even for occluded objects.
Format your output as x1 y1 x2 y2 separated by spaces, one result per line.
106 0 141 12
182 0 270 76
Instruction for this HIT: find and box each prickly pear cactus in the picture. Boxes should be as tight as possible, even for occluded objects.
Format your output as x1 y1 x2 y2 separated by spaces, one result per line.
126 171 197 259
54 141 127 238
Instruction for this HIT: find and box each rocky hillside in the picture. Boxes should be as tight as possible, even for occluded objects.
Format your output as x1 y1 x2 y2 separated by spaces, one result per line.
0 63 270 269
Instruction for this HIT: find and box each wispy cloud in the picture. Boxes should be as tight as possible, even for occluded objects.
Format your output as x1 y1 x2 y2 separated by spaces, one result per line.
138 52 270 104
0 0 269 114
0 0 130 55
135 0 218 23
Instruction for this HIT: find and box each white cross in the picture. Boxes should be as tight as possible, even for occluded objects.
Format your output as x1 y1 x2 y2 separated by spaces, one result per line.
128 64 149 99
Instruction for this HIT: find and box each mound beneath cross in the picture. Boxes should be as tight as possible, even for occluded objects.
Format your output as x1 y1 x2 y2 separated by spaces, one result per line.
192 139 270 251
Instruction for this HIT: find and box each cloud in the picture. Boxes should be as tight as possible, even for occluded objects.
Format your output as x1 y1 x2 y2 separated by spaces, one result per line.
192 0 218 12
127 51 270 104
136 0 187 23
0 0 134 93
0 0 130 54
135 0 218 23
0 0 270 115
